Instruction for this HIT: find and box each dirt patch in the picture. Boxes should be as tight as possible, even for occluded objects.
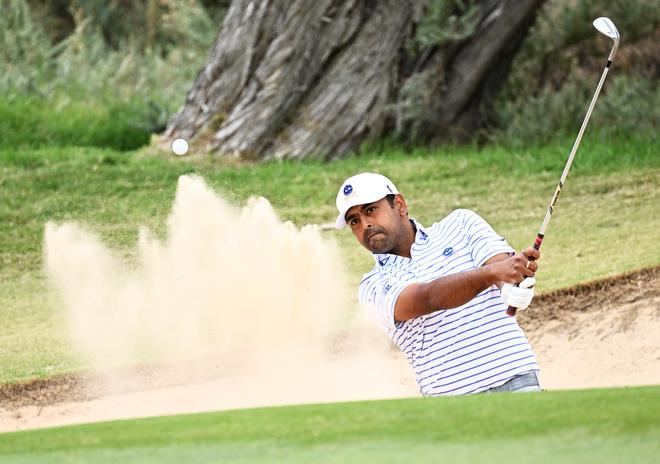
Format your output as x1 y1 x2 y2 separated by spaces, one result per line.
1 266 658 432
0 375 88 410
521 266 659 326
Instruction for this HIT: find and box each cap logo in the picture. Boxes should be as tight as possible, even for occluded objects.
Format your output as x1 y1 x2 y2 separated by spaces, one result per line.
386 184 393 193
343 184 353 196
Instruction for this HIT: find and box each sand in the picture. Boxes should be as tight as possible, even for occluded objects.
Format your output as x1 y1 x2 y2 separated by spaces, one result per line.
519 266 660 390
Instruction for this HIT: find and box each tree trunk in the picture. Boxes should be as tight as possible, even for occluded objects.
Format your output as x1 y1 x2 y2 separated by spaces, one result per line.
164 0 546 160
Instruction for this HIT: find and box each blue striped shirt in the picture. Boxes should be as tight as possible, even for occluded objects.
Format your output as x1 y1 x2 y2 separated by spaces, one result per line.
358 209 539 396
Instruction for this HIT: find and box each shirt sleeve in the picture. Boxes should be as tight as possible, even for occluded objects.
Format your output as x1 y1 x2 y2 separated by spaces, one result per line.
459 209 515 267
358 271 409 335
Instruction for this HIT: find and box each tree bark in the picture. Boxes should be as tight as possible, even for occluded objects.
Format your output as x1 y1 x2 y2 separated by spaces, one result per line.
419 0 548 141
164 0 546 160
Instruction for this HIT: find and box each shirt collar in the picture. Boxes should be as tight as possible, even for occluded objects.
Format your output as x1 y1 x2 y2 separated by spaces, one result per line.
412 218 429 244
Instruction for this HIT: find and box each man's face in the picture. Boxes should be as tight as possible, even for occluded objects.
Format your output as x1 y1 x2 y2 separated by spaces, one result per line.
345 195 409 254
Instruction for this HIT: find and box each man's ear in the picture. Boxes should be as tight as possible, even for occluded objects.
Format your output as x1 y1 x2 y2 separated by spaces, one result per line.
394 194 408 216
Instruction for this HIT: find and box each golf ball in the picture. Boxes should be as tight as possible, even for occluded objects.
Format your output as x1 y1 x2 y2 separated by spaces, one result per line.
172 138 189 156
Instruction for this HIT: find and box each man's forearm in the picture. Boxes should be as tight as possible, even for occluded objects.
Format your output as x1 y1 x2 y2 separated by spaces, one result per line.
422 266 499 310
395 266 498 321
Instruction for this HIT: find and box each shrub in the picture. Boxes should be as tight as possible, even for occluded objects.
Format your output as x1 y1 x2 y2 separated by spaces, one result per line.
0 0 216 150
491 0 659 145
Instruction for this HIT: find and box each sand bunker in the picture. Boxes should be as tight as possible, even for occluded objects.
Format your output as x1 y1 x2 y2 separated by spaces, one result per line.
519 266 660 390
2 268 657 433
0 174 658 433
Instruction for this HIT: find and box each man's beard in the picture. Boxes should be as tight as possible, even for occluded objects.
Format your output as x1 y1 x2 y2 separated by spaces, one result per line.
364 227 391 254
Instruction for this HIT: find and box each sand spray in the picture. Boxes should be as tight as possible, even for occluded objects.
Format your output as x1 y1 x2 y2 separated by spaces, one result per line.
43 175 415 412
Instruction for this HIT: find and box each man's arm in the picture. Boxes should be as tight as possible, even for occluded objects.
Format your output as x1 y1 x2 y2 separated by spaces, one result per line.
393 248 539 322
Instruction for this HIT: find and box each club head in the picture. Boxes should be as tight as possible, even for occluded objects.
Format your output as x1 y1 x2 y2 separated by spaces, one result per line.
593 17 620 61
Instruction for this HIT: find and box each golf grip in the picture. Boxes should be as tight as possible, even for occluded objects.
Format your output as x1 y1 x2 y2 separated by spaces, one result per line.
506 233 544 317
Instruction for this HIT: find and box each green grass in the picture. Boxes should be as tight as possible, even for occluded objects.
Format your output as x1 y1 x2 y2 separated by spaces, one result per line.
0 386 659 463
0 95 152 151
1 136 659 382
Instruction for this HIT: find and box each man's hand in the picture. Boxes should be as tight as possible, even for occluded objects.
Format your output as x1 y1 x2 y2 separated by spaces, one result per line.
486 247 540 284
501 277 536 310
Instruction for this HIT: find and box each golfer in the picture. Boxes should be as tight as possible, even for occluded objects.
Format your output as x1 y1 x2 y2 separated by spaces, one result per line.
336 172 541 395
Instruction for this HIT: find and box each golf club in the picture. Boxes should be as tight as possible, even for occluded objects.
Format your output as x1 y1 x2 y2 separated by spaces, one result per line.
507 17 620 317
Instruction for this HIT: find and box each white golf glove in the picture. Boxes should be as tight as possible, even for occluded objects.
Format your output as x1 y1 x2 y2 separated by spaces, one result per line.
501 277 536 311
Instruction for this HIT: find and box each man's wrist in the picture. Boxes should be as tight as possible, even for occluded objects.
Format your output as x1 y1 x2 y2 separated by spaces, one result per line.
480 263 501 288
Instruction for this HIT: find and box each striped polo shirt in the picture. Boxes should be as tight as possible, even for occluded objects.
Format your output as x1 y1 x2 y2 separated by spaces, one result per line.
358 209 539 396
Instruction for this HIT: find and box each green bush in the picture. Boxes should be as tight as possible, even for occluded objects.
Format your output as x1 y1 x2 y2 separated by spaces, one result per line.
492 75 658 146
492 0 659 145
414 0 480 48
0 0 54 92
0 0 216 150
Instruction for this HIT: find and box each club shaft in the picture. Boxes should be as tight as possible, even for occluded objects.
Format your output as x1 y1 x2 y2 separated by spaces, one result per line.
538 62 611 236
506 58 613 318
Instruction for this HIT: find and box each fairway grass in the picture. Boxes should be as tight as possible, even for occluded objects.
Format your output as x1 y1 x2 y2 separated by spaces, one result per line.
1 137 658 382
0 386 659 463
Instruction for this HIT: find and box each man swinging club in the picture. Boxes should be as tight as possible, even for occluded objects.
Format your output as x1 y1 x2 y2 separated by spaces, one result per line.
336 172 541 395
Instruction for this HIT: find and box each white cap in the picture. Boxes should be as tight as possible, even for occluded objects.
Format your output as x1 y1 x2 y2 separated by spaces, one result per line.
335 172 399 228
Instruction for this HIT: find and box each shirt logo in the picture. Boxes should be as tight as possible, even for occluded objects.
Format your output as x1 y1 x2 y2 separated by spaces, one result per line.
383 284 392 294
443 247 454 256
343 184 353 196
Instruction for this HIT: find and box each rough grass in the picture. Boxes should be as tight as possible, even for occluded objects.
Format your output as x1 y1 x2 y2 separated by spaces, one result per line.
0 386 658 463
0 136 658 382
0 96 152 151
